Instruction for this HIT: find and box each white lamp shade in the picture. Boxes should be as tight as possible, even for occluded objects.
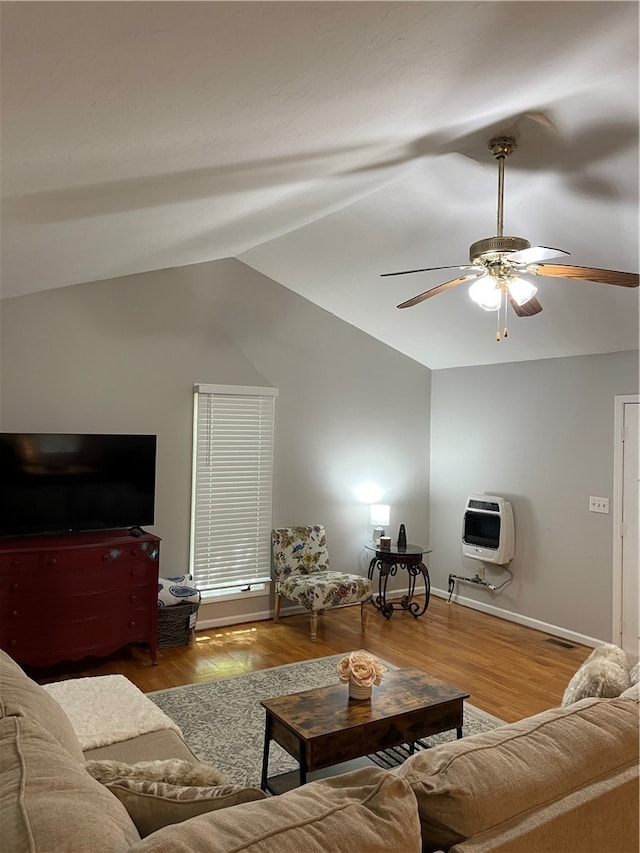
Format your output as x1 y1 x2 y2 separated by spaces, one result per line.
370 504 390 526
507 277 538 306
468 276 502 311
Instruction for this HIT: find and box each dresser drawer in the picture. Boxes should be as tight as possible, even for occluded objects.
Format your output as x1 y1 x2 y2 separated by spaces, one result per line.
28 552 158 594
1 585 154 622
41 540 158 568
1 610 153 664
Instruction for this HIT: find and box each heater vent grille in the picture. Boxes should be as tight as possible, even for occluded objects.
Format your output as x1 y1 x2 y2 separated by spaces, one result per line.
544 637 577 650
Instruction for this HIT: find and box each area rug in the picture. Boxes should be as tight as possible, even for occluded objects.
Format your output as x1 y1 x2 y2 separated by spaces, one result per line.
148 653 504 788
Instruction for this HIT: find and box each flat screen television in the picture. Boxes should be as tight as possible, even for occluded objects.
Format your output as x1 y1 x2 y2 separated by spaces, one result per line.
0 433 157 537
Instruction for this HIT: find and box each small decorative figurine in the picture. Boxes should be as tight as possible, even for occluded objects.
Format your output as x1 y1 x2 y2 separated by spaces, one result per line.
397 524 407 549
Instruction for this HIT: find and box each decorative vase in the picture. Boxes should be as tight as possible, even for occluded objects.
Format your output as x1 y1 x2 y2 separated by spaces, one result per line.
349 680 372 701
397 524 407 549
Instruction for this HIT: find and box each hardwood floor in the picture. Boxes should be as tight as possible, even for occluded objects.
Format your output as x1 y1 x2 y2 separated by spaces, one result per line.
27 595 591 723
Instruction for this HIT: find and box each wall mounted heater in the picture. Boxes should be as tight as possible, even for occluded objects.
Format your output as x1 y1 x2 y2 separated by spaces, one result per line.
462 494 514 565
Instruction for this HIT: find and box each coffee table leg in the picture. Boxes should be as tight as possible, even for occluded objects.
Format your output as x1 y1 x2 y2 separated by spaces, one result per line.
299 745 307 787
261 714 272 792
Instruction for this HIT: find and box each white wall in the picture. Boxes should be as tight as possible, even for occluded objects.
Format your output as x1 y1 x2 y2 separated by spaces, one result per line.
0 258 431 624
2 259 636 643
429 350 639 644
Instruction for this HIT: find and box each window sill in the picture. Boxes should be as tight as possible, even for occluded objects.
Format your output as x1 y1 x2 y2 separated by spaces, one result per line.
199 582 271 604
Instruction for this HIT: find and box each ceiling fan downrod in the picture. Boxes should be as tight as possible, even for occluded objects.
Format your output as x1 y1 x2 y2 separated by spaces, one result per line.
489 136 517 239
468 137 530 262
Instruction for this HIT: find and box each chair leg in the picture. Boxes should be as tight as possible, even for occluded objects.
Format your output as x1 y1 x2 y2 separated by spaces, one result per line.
310 611 318 641
273 593 281 623
360 600 368 633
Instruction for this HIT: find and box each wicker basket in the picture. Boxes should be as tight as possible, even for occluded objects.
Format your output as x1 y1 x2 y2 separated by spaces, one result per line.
157 601 200 649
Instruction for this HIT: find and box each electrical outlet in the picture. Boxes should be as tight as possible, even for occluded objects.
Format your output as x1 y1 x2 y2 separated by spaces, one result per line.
589 496 610 514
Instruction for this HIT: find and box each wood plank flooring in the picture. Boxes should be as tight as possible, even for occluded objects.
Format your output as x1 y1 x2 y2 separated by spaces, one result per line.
27 596 591 723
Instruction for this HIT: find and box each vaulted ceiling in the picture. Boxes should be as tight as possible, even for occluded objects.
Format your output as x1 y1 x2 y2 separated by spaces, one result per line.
1 1 638 369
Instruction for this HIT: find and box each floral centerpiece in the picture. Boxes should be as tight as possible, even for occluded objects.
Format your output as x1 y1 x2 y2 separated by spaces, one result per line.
337 651 385 700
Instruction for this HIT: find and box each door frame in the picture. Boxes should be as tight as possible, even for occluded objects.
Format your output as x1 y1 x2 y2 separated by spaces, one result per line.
612 394 639 645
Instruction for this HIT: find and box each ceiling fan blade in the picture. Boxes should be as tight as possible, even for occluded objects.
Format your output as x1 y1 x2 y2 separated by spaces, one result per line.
533 264 639 288
507 293 543 317
382 264 477 278
397 273 481 309
507 246 570 264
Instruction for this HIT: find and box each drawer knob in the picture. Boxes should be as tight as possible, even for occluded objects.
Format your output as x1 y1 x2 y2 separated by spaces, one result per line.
11 583 19 591
10 559 20 568
130 570 137 577
129 620 136 628
9 639 16 646
103 553 110 561
49 558 57 566
129 594 137 602
10 610 18 617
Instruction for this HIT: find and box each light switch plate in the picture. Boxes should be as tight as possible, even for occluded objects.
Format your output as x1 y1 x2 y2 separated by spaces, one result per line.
589 496 609 514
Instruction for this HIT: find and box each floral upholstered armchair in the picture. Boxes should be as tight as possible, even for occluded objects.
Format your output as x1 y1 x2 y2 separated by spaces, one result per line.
271 525 373 641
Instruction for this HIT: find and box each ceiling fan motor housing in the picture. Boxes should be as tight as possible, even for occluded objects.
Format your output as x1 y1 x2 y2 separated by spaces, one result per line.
469 235 531 263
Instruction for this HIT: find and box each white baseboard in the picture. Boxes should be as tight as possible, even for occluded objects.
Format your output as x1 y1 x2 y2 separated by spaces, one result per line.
431 586 604 649
196 608 273 630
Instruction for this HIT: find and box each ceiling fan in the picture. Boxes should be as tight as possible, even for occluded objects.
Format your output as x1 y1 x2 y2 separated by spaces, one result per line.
382 136 639 340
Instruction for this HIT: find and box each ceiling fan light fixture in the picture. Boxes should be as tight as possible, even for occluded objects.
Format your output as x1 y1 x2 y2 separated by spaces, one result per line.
507 277 538 306
468 276 502 311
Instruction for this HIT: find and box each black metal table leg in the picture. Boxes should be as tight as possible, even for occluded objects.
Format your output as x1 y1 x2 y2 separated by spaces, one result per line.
402 562 430 618
261 714 272 792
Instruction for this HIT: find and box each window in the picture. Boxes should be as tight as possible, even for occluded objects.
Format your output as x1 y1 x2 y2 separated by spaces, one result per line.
190 384 278 599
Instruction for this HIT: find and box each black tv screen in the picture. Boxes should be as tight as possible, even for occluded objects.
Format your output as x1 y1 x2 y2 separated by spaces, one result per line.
0 433 157 536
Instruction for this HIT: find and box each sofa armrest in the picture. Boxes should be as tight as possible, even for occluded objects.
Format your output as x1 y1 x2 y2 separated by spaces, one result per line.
393 696 639 853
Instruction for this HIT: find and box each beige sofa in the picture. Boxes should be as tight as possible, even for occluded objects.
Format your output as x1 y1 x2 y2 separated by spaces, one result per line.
1 648 637 853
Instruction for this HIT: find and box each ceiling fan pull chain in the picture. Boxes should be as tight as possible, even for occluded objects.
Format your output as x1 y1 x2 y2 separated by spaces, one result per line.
503 290 509 338
496 303 501 341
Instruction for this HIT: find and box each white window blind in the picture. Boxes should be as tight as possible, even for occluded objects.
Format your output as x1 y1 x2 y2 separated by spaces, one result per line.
190 384 278 595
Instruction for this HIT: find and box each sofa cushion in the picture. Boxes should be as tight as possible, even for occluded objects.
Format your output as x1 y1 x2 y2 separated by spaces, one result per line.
0 649 84 762
0 714 140 853
128 766 422 853
392 696 639 853
108 779 266 837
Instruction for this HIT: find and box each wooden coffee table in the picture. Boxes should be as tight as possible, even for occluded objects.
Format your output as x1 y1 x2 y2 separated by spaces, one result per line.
260 666 469 793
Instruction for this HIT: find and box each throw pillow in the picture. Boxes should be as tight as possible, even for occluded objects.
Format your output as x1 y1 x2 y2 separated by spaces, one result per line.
158 578 201 606
107 779 266 837
85 757 227 787
630 661 639 685
561 643 631 707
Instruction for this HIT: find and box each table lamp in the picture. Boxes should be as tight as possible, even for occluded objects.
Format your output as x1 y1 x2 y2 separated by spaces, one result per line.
370 504 390 544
